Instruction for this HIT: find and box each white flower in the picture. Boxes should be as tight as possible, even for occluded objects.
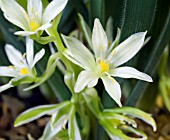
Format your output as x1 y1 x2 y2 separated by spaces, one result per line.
0 0 68 36
62 18 152 107
0 37 45 92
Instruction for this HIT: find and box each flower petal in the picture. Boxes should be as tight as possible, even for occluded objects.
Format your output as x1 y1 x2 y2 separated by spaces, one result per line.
14 23 51 36
36 23 52 31
0 66 18 77
42 0 68 24
31 49 45 68
14 30 35 36
109 31 147 67
27 0 43 22
101 76 122 107
62 35 96 70
110 66 153 82
74 70 98 93
63 49 87 70
26 37 34 68
0 81 14 93
5 44 25 68
92 18 108 60
0 0 29 30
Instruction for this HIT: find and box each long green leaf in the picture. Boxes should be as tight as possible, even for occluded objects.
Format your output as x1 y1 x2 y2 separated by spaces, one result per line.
104 107 157 132
14 101 70 127
120 0 157 41
126 1 170 106
90 0 105 26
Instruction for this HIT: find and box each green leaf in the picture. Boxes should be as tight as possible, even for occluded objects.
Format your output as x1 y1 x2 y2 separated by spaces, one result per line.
120 0 157 41
104 107 157 132
11 76 35 86
125 2 170 106
14 101 71 127
82 88 102 117
105 17 113 43
101 112 137 128
32 36 56 45
40 122 69 140
90 0 105 26
78 14 92 48
16 0 27 10
119 125 147 140
51 102 72 129
59 0 89 34
105 0 124 32
68 106 82 140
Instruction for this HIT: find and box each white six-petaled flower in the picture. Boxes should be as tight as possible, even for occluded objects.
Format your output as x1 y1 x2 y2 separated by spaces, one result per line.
62 18 152 107
0 37 45 92
0 0 68 36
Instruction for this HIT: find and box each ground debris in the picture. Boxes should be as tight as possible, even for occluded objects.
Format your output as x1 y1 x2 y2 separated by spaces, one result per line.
0 95 48 140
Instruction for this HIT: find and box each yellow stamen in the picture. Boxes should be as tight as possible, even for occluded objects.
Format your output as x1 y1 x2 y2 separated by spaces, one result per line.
20 68 29 75
29 20 40 31
99 61 109 73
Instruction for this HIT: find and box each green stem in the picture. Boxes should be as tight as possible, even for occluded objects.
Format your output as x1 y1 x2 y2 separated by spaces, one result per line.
46 25 95 139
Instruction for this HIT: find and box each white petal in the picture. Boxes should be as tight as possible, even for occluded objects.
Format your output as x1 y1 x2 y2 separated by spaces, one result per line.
109 31 147 67
0 81 14 92
0 0 30 30
42 0 68 24
5 44 25 68
4 14 28 31
31 49 45 68
14 30 35 36
74 70 98 93
27 0 43 22
101 76 122 107
87 77 98 88
26 37 34 68
36 23 52 31
63 49 87 70
73 116 82 140
15 23 51 36
92 18 108 60
110 66 153 82
0 66 18 77
62 35 96 70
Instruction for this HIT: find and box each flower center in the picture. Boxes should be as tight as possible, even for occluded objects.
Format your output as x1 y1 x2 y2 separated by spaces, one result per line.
20 68 29 75
99 61 109 73
29 20 40 31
